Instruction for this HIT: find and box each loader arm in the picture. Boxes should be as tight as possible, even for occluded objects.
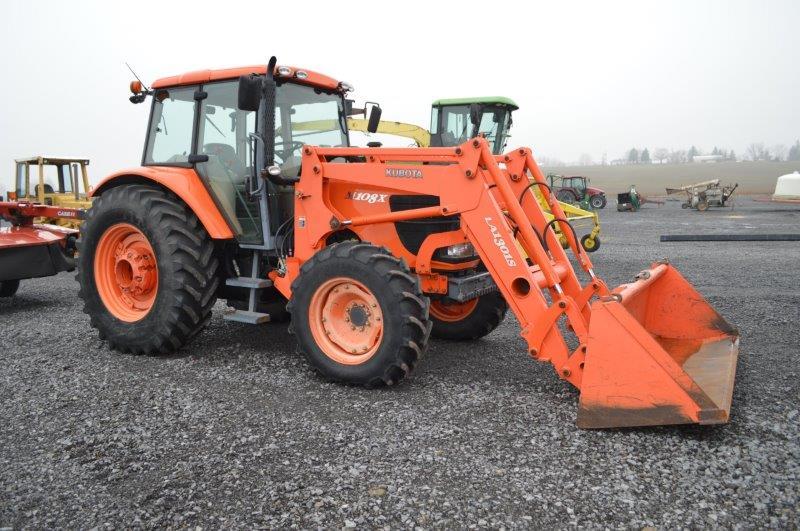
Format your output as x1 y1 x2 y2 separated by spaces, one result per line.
290 119 432 147
274 138 739 428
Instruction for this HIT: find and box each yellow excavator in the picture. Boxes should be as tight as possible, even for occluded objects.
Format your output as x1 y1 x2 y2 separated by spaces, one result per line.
346 97 602 251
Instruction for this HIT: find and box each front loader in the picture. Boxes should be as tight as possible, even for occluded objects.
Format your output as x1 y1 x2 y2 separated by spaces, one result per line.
77 59 738 428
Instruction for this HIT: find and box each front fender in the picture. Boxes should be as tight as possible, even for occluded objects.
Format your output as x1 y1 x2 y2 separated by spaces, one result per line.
91 166 234 239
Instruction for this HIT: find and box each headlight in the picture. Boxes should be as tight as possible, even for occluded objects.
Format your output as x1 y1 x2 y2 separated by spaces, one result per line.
276 66 293 77
445 243 475 258
295 70 308 79
338 81 354 93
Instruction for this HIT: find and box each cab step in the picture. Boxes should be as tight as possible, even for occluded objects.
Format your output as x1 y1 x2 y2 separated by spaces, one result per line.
223 309 271 324
226 276 273 289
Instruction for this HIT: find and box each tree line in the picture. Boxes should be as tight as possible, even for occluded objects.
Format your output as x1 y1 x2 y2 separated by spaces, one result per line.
539 140 800 167
621 141 800 165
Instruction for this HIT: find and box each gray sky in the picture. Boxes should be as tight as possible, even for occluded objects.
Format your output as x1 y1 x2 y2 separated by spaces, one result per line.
1 0 797 190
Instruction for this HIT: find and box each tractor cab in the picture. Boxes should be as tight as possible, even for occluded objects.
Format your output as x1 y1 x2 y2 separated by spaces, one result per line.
11 156 91 227
429 97 518 155
140 66 357 248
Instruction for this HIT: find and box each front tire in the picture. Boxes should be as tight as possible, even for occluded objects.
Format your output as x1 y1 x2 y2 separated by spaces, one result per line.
0 280 20 297
77 185 219 354
288 242 431 387
580 234 601 252
590 194 607 209
429 292 508 340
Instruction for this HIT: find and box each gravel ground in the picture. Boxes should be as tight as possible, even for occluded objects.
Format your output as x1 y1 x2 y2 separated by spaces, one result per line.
1 198 798 529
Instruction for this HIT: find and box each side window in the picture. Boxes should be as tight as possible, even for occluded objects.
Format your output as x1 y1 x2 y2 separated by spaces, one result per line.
15 163 26 196
59 165 73 193
430 107 439 134
446 109 467 141
145 87 196 164
36 165 59 195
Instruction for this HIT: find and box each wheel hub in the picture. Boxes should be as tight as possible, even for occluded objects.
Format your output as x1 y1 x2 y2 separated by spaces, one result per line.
347 303 370 328
309 278 384 365
94 223 158 322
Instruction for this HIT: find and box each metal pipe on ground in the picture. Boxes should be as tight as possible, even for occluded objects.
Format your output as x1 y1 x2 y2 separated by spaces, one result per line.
661 234 800 242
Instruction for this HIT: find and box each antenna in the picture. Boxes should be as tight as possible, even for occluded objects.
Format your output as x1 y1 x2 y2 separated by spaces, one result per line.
125 62 150 92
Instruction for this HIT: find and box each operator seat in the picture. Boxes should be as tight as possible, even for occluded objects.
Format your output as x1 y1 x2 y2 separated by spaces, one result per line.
203 143 247 180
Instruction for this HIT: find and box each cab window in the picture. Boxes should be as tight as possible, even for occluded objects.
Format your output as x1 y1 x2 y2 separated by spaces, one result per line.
144 87 196 165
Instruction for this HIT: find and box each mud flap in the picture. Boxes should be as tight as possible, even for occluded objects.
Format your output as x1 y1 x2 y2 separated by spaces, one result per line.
577 264 739 429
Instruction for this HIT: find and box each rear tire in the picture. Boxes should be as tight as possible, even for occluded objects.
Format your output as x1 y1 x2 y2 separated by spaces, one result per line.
0 280 20 297
429 292 508 340
557 190 577 204
76 185 219 354
288 242 431 387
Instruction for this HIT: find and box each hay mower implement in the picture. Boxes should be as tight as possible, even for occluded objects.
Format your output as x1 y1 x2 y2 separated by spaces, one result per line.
75 58 739 429
0 201 82 297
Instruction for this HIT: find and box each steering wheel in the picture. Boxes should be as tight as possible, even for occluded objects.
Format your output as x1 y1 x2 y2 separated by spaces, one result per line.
277 140 305 153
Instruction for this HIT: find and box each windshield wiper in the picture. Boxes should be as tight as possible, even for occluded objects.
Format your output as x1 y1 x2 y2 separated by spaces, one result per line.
205 115 224 136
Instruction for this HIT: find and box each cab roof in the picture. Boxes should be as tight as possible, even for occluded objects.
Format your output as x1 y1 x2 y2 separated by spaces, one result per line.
151 65 343 92
15 156 90 165
432 96 519 110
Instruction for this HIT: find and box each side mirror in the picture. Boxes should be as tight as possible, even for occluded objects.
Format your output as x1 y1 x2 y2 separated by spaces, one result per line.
238 74 261 112
366 103 382 133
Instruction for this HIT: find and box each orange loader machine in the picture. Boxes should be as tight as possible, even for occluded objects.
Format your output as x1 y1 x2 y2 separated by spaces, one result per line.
77 58 738 428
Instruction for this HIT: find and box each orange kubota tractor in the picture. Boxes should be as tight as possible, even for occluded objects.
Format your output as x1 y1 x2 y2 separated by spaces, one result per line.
77 58 739 428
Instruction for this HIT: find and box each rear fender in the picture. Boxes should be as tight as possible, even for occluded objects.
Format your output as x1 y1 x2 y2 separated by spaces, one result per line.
90 167 234 239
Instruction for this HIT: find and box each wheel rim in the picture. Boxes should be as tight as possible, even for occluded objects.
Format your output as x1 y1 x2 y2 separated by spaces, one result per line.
429 298 479 322
94 223 158 322
308 277 384 365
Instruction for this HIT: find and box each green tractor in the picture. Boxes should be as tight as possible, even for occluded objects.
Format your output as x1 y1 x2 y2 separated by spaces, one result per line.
429 96 518 155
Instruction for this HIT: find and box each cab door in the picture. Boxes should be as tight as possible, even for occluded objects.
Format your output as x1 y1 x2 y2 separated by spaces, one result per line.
195 81 264 245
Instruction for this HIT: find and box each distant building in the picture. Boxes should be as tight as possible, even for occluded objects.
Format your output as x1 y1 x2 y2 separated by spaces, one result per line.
692 155 724 163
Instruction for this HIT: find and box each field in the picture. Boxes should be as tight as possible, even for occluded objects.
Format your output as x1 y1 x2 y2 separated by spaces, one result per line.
1 199 798 528
542 161 800 196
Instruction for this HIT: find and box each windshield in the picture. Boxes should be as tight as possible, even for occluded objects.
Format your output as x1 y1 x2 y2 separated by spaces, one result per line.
274 82 348 177
477 106 512 153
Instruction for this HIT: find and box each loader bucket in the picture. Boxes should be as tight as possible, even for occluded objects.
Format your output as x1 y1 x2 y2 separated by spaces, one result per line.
577 263 739 429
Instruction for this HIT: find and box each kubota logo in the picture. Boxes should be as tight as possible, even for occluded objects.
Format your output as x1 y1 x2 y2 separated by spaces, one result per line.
385 168 423 179
346 191 388 204
484 216 516 267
